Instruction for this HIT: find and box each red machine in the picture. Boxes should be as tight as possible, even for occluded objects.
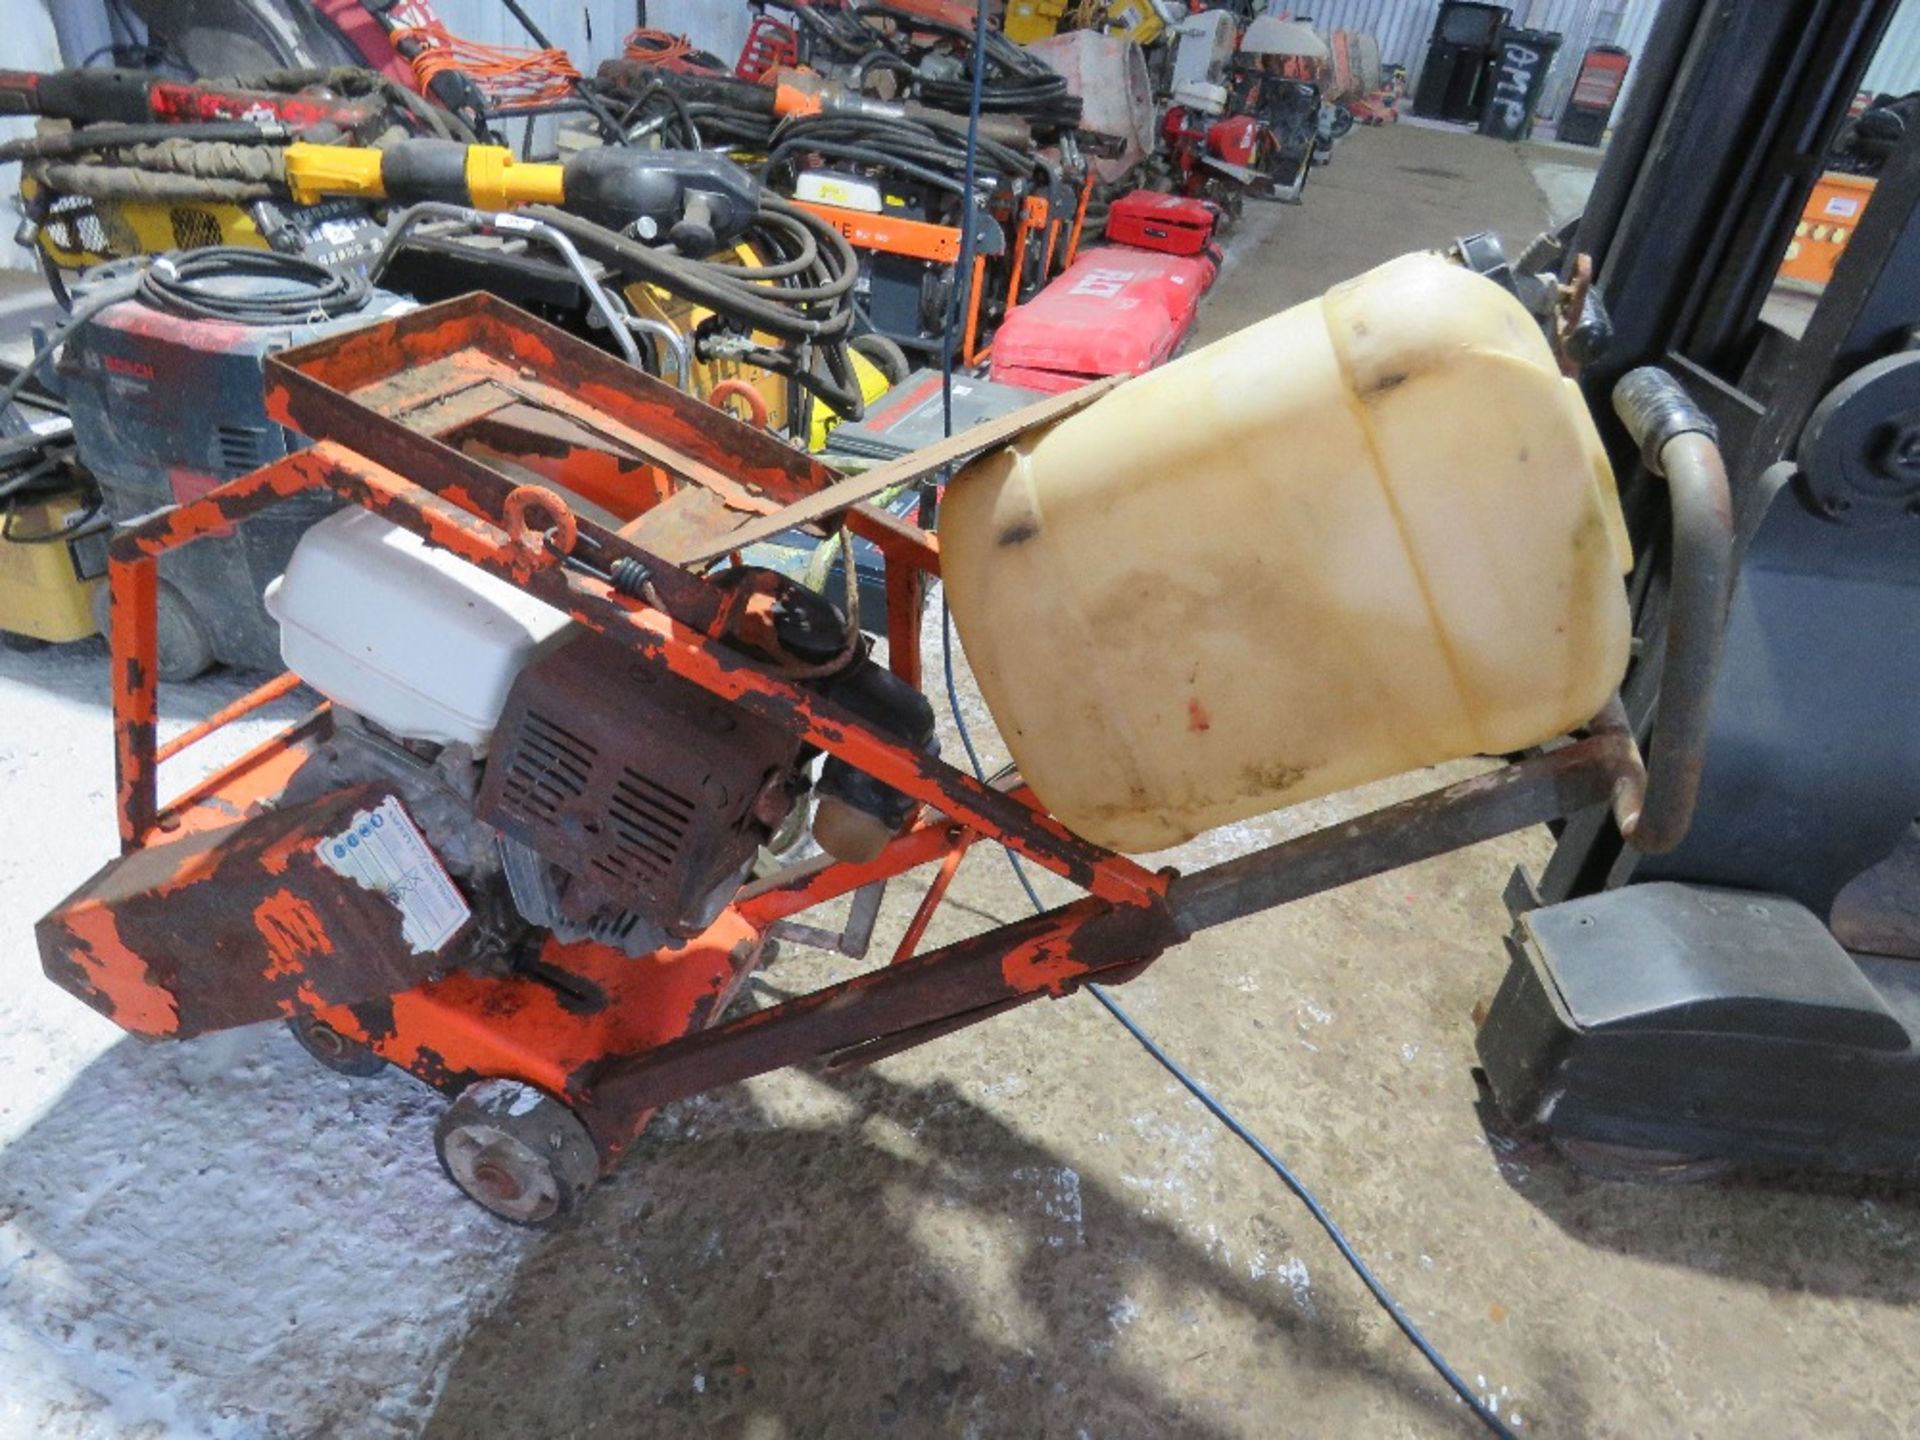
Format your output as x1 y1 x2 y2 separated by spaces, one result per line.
1159 105 1301 210
36 294 1661 1226
736 16 802 78
1106 189 1221 256
0 67 387 139
989 245 1217 392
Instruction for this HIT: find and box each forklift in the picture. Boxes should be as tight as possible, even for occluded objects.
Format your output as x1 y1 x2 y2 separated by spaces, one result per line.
1475 0 1920 1182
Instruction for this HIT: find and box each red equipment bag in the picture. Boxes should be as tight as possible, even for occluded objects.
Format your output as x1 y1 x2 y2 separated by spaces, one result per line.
1105 190 1220 255
989 245 1217 393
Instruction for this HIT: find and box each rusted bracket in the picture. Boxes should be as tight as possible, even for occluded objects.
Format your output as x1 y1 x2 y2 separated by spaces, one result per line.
571 727 1643 1144
1168 728 1643 935
575 895 1183 1146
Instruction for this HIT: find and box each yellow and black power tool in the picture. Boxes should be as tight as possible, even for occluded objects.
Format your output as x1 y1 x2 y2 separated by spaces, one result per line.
9 114 881 440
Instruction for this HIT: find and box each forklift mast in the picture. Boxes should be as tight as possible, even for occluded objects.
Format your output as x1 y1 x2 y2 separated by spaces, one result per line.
1478 0 1920 1177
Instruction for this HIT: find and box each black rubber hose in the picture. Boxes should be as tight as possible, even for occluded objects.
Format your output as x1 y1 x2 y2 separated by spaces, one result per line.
526 199 866 418
613 80 701 149
769 112 1031 182
139 247 369 324
0 269 144 419
0 121 278 163
766 138 973 199
524 202 858 332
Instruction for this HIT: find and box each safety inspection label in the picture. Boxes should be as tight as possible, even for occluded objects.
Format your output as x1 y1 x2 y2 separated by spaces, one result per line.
317 795 471 954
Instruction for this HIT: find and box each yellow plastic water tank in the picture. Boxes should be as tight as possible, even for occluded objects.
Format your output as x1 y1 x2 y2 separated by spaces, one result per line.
940 252 1634 853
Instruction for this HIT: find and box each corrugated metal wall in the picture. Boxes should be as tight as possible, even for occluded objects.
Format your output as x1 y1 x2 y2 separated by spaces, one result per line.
1864 0 1920 97
428 0 632 67
1288 0 1667 127
3 2 65 271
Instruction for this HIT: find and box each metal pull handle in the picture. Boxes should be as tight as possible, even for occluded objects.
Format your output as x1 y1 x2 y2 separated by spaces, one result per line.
1607 366 1735 853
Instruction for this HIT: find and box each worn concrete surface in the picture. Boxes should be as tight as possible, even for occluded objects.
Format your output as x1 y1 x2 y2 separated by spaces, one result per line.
4 122 1918 1440
426 126 1920 1439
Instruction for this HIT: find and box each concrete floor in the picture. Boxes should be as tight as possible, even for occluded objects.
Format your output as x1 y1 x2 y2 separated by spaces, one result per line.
428 128 1920 1438
4 123 1917 1439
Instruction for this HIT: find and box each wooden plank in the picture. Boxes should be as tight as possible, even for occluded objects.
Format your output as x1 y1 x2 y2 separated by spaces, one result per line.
673 377 1124 566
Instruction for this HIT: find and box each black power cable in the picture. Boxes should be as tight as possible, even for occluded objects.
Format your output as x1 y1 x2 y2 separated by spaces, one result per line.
930 6 1520 1436
139 247 369 324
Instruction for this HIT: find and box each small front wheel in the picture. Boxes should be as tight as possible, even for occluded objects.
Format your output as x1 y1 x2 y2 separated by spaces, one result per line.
287 1015 388 1077
434 1079 600 1227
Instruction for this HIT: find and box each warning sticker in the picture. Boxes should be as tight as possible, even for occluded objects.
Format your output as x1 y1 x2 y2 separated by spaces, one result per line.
317 796 470 954
1067 268 1136 299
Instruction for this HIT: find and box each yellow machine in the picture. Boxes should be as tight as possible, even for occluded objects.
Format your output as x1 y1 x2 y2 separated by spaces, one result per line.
23 140 887 448
1076 0 1179 45
623 246 892 452
0 489 105 644
25 176 265 269
1005 0 1071 44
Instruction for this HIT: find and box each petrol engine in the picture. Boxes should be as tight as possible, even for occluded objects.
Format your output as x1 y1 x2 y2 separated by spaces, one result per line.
267 507 932 964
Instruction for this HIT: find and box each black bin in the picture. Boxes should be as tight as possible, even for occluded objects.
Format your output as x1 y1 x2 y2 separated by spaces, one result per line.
1478 27 1562 140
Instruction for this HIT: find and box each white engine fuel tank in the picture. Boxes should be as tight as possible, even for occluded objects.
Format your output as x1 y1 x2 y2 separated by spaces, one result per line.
939 251 1634 853
264 508 569 752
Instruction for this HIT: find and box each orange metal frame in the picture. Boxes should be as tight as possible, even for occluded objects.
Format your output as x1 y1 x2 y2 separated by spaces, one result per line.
55 293 1176 1167
44 292 1651 1188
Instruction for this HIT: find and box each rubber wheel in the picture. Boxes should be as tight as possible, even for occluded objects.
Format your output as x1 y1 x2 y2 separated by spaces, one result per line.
435 1079 600 1227
286 1015 388 1077
850 332 912 387
1551 1136 1735 1185
91 579 218 682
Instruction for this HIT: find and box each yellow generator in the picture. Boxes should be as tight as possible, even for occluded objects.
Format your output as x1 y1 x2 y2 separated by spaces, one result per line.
623 245 894 452
28 178 264 269
0 482 105 646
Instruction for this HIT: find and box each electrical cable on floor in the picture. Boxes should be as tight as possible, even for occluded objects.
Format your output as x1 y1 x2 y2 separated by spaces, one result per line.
929 5 1517 1434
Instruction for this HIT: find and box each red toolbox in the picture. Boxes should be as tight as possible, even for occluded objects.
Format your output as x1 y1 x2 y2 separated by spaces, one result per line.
989 244 1217 393
1106 190 1220 255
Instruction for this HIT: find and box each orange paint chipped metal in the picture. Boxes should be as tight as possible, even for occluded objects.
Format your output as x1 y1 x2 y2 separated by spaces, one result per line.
57 902 182 1036
255 890 337 976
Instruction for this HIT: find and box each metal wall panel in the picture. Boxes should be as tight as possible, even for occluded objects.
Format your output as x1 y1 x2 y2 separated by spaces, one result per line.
1291 0 1669 129
3 0 64 270
428 0 633 67
1863 0 1920 96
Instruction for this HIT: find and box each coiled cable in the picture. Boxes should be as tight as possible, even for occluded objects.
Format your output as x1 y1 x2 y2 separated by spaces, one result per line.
138 247 369 324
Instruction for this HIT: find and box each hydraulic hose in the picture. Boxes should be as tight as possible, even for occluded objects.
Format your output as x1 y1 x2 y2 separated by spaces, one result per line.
1609 367 1734 855
520 199 867 418
0 120 283 162
523 201 857 337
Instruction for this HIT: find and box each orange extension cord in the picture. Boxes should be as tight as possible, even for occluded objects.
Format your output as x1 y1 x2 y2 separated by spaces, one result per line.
387 14 582 112
622 28 695 67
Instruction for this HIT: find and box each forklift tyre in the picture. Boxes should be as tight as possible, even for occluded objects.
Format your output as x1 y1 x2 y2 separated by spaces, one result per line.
92 579 218 682
1550 1136 1735 1186
435 1079 600 1227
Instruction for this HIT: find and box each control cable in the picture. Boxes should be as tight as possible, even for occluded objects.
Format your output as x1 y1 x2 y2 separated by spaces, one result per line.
930 4 1519 1434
